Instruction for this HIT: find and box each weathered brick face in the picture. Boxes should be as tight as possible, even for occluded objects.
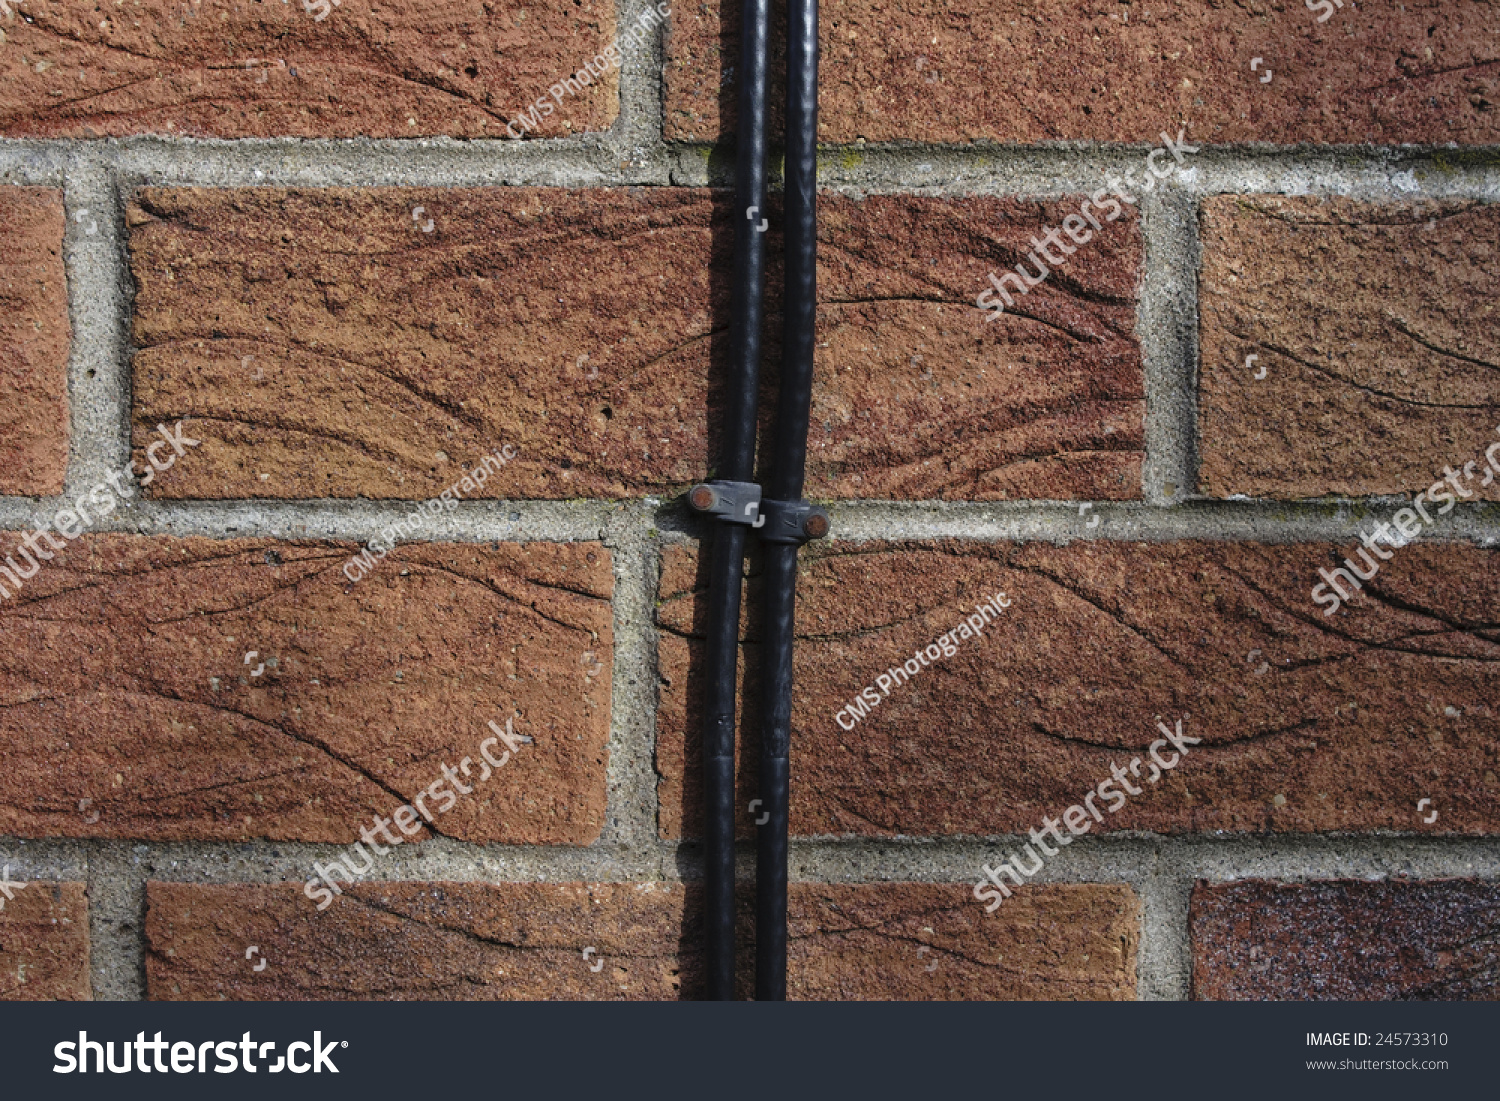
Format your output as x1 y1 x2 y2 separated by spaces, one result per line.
658 540 1500 838
0 883 90 1001
145 881 1137 1000
3 0 1496 1008
667 0 1500 145
0 535 611 844
1200 196 1500 499
0 0 618 139
0 188 69 496
129 188 1141 502
1193 879 1500 1000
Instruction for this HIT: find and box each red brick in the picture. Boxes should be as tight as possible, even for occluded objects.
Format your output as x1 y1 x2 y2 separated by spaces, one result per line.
1200 196 1500 500
657 539 1500 838
0 188 68 496
145 880 1136 1000
789 883 1137 1000
1193 878 1500 1000
146 882 692 1001
0 535 611 843
0 881 90 1000
0 0 616 140
129 188 1142 501
667 0 1500 145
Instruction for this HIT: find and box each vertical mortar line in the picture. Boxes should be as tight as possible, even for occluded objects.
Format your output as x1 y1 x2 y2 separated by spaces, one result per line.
60 152 133 502
599 501 671 879
1137 184 1201 508
1133 178 1201 994
60 151 151 999
1132 852 1193 1002
611 0 674 182
86 841 147 1001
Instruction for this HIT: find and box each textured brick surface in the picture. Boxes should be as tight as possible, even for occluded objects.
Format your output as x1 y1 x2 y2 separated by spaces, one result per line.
1200 197 1500 500
0 0 616 140
0 188 69 496
789 883 1137 1000
147 882 692 1000
666 0 1500 145
0 882 90 1000
130 188 1142 501
0 535 611 843
146 880 1136 1000
658 539 1500 838
1193 879 1500 1000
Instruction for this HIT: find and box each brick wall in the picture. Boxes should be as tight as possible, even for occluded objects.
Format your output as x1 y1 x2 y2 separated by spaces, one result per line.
0 0 1497 1001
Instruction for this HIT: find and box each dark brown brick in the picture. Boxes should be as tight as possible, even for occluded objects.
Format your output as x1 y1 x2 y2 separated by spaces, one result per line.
667 0 1500 145
0 535 611 843
658 539 1500 838
0 0 617 140
0 187 69 496
145 880 1136 1000
130 188 1142 501
1193 878 1500 1000
1200 196 1500 500
0 881 90 1000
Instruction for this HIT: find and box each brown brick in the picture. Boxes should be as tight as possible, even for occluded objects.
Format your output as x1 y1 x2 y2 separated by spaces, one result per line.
146 882 692 1001
810 194 1142 501
1193 878 1500 1000
0 535 611 843
145 880 1135 1000
667 0 1500 145
788 883 1137 1001
0 188 68 496
0 0 616 140
657 539 1500 838
1200 197 1500 500
0 881 90 1000
129 188 1142 501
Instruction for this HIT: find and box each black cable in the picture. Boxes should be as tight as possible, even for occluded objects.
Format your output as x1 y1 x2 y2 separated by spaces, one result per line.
756 0 819 1002
702 0 772 1001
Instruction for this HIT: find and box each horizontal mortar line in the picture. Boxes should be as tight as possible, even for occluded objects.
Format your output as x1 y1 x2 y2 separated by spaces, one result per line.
0 499 622 543
0 139 1493 194
137 500 619 545
7 835 1500 885
0 135 664 185
789 834 1500 884
673 142 1500 198
665 500 1500 545
0 499 1497 545
0 838 682 884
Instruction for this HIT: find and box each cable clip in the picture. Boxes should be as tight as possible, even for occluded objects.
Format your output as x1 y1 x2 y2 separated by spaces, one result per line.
686 483 830 544
687 481 765 528
756 497 830 545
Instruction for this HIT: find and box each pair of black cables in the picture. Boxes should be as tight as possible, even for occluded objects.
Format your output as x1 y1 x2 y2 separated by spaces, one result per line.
687 0 823 1001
